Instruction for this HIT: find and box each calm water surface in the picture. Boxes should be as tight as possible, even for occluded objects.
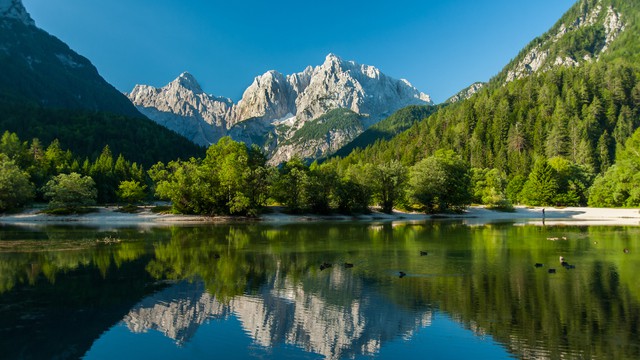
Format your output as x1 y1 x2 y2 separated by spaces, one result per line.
0 220 638 359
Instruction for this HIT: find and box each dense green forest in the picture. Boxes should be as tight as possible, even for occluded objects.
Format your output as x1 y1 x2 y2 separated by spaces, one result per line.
331 105 439 159
0 131 148 212
328 60 640 207
0 100 204 166
5 55 640 215
3 0 640 216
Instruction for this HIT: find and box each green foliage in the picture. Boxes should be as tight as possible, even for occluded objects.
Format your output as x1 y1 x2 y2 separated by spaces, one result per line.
520 160 560 206
589 126 640 206
0 100 204 167
285 108 364 145
505 175 527 205
271 158 309 213
331 105 439 158
367 160 408 213
0 154 35 212
472 168 512 210
117 180 147 204
149 137 270 216
43 172 97 211
408 150 471 213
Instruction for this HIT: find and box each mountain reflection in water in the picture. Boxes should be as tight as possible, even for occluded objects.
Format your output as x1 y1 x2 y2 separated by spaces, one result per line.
0 222 638 359
122 273 432 359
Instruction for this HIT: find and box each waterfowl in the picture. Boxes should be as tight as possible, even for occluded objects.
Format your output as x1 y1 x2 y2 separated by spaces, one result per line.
548 269 556 274
320 262 332 271
399 271 407 278
560 256 574 269
534 263 544 268
624 248 630 254
344 263 354 268
420 251 428 256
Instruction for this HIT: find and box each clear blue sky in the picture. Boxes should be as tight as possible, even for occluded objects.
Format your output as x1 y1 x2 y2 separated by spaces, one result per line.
23 0 575 103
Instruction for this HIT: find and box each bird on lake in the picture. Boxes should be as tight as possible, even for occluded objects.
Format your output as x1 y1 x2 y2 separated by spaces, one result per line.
534 263 544 268
624 248 630 254
420 251 428 256
548 268 556 274
320 262 332 271
344 263 354 268
560 256 575 269
399 271 407 278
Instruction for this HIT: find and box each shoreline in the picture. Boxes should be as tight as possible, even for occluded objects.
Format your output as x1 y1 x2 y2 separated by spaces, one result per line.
1 205 640 228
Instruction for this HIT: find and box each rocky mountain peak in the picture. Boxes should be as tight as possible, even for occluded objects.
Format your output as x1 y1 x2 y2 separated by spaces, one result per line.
504 0 626 83
172 71 203 93
0 0 34 26
129 54 432 163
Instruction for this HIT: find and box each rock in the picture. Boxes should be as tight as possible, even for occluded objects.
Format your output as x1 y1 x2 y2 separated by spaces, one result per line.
447 82 485 104
0 0 34 26
128 54 432 162
127 72 233 146
504 1 626 83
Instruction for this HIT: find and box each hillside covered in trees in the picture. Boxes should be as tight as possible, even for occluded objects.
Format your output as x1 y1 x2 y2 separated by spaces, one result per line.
326 0 640 209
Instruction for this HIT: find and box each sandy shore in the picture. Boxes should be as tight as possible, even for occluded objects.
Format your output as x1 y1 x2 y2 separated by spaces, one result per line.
1 205 640 228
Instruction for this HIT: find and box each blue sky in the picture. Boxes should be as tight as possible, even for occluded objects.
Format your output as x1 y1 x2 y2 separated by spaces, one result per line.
23 0 575 103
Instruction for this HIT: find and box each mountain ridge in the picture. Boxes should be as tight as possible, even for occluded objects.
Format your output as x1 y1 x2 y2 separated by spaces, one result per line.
327 0 640 186
128 54 432 163
0 0 203 165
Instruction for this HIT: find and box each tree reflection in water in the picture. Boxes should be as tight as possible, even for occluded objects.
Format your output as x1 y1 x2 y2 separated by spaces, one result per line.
0 222 638 359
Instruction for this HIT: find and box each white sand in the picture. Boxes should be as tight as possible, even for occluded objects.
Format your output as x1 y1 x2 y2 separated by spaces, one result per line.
1 205 639 228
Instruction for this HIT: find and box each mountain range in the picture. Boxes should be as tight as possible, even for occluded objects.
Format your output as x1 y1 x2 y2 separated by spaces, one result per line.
2 0 639 171
0 0 202 165
128 54 432 164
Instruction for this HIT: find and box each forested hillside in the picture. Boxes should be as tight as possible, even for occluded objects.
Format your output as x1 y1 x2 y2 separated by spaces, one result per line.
331 105 439 159
0 101 204 167
327 0 640 208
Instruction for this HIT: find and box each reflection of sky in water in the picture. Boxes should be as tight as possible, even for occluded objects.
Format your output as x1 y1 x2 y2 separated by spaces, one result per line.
85 311 511 360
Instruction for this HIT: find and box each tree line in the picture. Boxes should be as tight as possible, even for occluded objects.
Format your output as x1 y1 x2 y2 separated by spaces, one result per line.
3 59 640 214
0 131 146 213
328 59 640 209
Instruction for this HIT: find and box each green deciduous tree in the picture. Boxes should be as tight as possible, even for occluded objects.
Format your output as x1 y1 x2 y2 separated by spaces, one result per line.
409 150 471 213
368 160 408 213
43 172 97 211
149 137 269 216
117 180 147 204
0 154 35 212
472 168 511 209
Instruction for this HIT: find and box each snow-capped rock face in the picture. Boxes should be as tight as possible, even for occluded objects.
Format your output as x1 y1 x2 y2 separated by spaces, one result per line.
128 72 233 146
123 268 433 359
129 54 432 162
294 54 431 126
505 1 626 83
0 0 34 26
230 70 297 127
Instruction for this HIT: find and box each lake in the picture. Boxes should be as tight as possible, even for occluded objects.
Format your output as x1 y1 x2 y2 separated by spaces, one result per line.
0 220 638 359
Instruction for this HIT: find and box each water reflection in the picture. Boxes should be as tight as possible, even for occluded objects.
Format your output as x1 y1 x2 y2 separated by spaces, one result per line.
123 274 433 359
0 222 638 359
